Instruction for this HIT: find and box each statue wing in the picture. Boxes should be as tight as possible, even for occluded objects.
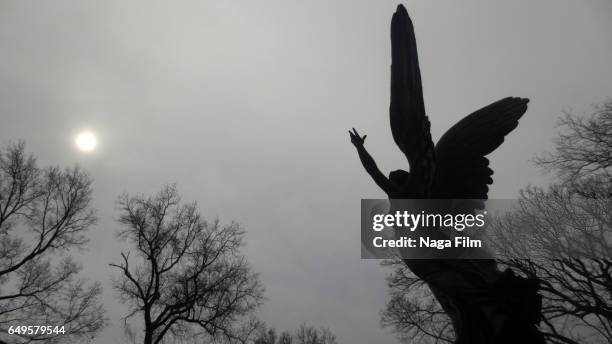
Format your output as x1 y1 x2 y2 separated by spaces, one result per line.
432 97 529 207
390 5 435 181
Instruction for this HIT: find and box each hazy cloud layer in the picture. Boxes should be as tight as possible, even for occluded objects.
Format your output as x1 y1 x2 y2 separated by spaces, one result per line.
1 1 611 343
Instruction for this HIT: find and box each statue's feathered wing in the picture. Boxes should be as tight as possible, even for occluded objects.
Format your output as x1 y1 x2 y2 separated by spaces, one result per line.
390 5 529 205
390 5 435 187
433 97 529 202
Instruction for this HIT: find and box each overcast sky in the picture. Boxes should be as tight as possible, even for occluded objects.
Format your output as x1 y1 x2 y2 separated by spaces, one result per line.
1 1 612 343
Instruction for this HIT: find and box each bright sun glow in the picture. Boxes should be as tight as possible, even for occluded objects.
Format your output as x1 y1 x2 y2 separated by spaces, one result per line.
75 131 97 152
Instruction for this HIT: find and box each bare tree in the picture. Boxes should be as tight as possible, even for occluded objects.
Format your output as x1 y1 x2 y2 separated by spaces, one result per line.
254 324 337 344
0 142 106 343
535 100 612 197
380 259 453 344
254 327 277 344
278 330 293 344
294 323 336 344
489 188 612 344
511 100 612 343
111 184 264 344
381 101 612 344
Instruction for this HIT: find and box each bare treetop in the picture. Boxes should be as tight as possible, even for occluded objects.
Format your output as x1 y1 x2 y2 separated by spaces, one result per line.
535 100 612 197
111 184 264 344
0 142 105 344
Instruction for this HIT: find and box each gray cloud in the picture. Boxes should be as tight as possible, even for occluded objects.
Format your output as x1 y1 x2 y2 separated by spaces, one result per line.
1 1 612 343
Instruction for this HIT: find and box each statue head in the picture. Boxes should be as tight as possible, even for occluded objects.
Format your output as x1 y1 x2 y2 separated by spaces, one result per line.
389 169 410 186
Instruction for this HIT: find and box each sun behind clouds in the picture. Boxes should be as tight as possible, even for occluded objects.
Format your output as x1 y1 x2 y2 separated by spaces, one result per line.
75 131 97 152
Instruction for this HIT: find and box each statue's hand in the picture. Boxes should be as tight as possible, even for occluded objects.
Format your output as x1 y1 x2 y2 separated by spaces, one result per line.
349 128 367 147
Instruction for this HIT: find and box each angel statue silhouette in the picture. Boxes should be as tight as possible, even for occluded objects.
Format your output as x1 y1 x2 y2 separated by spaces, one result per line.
349 5 544 344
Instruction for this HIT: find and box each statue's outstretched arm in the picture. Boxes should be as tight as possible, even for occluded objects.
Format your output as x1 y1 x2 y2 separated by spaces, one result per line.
349 128 392 194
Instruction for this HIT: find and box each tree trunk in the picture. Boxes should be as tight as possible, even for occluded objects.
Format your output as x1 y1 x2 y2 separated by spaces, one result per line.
144 330 153 344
